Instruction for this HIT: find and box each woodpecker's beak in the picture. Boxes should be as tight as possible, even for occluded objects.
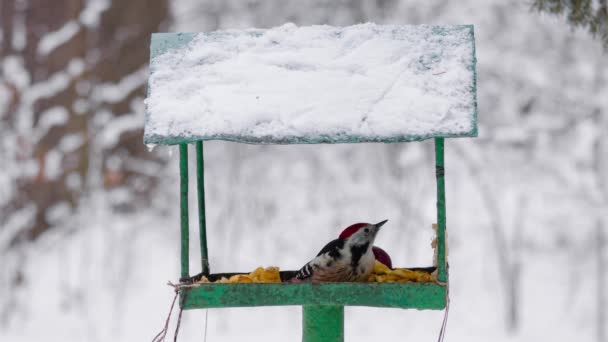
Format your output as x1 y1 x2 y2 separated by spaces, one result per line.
374 220 388 229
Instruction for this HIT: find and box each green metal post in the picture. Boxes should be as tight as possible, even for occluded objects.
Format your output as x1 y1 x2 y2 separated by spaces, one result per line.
196 141 210 275
179 144 190 280
434 138 447 283
302 305 344 342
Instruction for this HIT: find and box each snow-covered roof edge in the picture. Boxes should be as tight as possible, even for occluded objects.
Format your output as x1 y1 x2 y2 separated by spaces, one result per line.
144 24 478 145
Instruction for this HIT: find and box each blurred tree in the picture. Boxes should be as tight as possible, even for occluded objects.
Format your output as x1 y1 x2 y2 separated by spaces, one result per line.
0 0 168 278
530 1 608 336
530 3 608 340
532 0 608 48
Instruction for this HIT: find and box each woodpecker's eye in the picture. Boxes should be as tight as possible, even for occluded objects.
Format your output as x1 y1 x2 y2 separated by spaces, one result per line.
364 228 369 234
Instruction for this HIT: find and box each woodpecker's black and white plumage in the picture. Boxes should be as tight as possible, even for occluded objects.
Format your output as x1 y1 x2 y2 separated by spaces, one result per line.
293 220 387 282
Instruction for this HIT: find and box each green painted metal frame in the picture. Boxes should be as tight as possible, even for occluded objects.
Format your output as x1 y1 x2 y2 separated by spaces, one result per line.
179 144 189 280
196 141 210 275
177 138 448 299
303 306 343 342
180 282 446 309
435 138 448 283
176 138 449 341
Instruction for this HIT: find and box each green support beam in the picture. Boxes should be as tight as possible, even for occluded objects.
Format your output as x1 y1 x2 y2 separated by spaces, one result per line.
196 141 210 275
182 282 446 309
434 138 448 283
179 144 190 280
303 305 344 342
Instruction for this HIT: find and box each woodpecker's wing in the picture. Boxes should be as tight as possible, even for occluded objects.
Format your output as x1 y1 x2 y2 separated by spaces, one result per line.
294 262 314 281
294 238 346 281
316 238 345 258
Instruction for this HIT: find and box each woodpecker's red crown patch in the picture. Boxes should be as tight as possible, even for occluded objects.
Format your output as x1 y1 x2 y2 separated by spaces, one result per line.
339 223 369 239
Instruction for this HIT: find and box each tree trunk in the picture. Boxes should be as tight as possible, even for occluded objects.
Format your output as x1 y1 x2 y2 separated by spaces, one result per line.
0 0 169 246
0 0 169 321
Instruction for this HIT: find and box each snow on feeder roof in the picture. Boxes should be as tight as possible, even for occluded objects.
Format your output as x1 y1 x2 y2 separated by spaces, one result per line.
144 23 477 145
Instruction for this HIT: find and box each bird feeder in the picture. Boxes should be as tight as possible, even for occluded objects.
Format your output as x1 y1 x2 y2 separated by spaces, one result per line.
144 23 477 342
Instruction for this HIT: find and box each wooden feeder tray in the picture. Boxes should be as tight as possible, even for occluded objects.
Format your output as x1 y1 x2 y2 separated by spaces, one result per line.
179 266 443 310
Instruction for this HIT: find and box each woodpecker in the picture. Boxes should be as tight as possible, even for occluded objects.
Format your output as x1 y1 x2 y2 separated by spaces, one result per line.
292 220 388 282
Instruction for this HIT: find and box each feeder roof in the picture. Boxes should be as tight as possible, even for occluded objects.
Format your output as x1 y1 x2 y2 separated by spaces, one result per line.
144 23 477 145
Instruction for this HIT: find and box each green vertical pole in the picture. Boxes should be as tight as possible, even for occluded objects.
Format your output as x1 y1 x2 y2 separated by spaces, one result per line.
434 138 447 283
196 141 210 275
179 144 190 281
302 305 344 342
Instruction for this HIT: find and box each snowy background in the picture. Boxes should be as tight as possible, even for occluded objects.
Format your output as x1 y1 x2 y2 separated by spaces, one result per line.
1 1 607 342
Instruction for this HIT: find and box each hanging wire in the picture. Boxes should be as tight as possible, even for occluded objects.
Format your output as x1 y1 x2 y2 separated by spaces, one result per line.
203 309 209 342
152 290 179 342
153 282 198 342
437 283 450 342
173 290 190 342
